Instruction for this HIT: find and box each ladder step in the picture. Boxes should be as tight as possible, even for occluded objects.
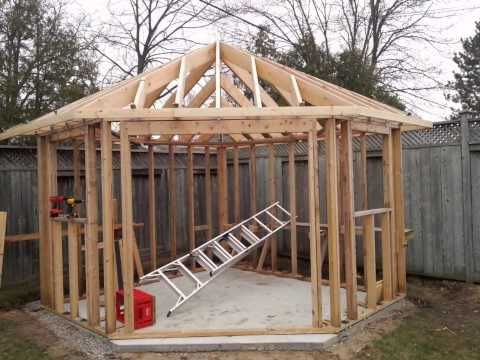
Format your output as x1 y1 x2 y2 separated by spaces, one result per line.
240 225 260 245
253 217 273 233
227 234 246 253
158 271 187 299
192 249 218 274
210 241 232 262
175 261 203 287
265 210 284 226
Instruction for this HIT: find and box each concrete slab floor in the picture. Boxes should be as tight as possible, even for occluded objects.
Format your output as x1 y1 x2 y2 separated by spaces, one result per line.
129 268 368 332
75 269 367 330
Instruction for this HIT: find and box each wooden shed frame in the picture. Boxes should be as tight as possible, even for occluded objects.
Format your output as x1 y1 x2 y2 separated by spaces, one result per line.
0 42 431 339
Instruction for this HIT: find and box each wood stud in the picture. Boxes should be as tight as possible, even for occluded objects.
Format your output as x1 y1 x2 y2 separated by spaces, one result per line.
84 125 100 326
308 127 322 327
120 124 135 333
340 121 358 320
392 129 407 293
148 145 157 270
187 146 195 268
382 133 396 299
168 144 177 259
101 121 115 333
325 118 341 327
288 142 298 275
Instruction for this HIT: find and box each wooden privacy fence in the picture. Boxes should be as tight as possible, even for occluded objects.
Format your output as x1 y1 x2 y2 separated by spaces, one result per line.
0 114 479 287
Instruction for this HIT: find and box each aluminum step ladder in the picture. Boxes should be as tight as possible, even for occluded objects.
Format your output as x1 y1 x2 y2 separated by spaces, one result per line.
140 202 291 317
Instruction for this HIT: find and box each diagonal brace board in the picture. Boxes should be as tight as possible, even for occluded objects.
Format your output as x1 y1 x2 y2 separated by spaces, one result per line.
140 202 290 317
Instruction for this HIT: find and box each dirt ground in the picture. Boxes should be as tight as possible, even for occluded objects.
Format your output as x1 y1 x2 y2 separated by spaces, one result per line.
1 276 479 360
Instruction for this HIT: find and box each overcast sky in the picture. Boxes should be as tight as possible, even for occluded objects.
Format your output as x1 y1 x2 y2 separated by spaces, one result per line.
72 0 480 122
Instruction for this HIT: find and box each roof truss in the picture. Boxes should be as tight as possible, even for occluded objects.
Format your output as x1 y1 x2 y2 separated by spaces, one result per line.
0 42 431 142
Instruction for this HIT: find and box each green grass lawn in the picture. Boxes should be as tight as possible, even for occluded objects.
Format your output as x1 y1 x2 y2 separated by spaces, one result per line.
0 317 51 360
357 279 480 360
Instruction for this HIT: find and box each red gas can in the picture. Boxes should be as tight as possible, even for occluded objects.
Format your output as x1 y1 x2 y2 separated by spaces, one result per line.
116 289 155 329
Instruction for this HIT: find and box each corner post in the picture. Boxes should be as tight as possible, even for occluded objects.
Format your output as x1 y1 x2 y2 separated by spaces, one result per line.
392 128 407 292
37 136 53 307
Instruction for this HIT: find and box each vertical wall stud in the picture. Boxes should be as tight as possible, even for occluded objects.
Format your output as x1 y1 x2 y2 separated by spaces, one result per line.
340 121 358 320
187 145 195 268
308 127 322 327
84 125 100 326
288 142 298 275
120 124 134 332
269 144 277 271
67 222 80 319
325 118 341 327
205 146 213 239
233 145 241 223
363 214 376 309
47 139 63 314
217 146 228 231
383 133 396 298
101 121 115 333
168 144 177 259
148 145 157 270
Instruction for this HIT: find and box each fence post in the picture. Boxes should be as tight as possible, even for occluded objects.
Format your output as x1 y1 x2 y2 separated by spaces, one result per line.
460 113 474 282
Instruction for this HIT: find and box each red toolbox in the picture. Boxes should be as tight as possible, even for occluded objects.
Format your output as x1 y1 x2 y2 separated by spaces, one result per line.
116 289 155 329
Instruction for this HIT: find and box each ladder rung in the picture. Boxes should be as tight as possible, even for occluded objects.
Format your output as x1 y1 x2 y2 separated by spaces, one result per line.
253 217 273 233
240 225 259 244
273 203 291 217
265 210 284 226
193 249 218 273
211 241 232 262
158 272 187 299
227 234 246 253
176 261 203 287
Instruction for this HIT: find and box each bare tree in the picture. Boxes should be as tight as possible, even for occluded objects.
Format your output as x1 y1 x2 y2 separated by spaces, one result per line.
224 0 452 110
97 0 224 81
